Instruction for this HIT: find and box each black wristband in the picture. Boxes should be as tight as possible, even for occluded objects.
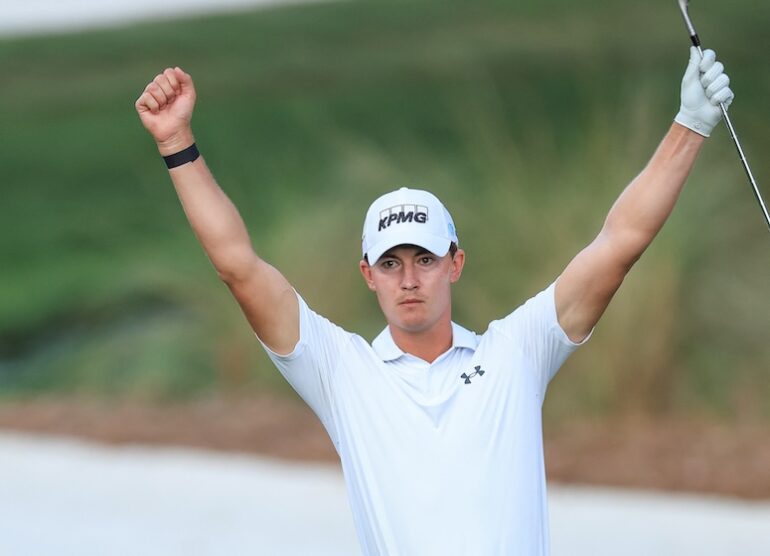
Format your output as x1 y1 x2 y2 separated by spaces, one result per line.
163 143 200 169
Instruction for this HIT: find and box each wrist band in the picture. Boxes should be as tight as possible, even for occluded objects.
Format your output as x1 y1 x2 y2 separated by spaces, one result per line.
163 143 200 169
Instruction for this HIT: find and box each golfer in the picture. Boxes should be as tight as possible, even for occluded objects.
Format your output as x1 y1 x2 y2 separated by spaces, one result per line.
136 47 733 554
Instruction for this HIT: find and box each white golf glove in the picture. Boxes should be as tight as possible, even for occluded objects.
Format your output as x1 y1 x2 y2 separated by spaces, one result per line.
675 47 735 137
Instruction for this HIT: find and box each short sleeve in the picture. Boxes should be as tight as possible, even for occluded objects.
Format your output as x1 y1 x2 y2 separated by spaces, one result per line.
489 281 591 394
256 291 352 442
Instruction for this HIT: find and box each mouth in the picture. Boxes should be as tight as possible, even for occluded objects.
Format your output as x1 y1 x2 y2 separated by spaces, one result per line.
399 298 424 305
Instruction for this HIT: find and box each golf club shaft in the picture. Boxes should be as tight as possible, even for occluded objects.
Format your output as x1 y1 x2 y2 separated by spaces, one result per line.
679 1 770 233
718 99 770 232
691 44 770 232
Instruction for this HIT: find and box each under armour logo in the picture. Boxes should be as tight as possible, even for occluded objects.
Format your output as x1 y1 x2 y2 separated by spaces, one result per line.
461 365 485 384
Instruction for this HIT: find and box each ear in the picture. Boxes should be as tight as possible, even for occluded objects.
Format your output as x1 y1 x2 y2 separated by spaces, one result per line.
449 248 465 283
359 259 377 291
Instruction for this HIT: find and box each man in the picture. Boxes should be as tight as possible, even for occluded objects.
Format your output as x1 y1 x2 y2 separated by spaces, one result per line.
136 47 733 554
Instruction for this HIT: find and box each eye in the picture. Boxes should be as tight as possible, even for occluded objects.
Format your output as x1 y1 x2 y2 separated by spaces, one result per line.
379 259 398 270
418 255 435 265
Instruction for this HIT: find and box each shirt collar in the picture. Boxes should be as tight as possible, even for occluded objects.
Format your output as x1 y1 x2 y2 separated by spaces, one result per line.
371 322 478 362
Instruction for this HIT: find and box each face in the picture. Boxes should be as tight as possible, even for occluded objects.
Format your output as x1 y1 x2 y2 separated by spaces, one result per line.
359 244 465 334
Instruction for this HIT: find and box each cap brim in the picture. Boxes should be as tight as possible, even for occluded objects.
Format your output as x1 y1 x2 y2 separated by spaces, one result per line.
365 230 451 265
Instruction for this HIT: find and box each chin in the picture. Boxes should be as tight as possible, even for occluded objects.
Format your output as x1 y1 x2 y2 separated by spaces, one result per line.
391 313 432 333
397 322 427 333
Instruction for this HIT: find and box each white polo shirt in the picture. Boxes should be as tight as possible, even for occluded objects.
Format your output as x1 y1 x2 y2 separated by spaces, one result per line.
259 282 588 555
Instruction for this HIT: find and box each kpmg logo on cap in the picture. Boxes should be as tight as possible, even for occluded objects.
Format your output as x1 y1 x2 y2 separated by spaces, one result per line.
378 204 428 231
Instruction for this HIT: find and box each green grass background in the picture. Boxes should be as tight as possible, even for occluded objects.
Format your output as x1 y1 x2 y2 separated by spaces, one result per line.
1 0 769 422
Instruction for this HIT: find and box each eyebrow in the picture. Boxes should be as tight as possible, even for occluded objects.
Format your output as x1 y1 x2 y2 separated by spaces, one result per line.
381 247 432 259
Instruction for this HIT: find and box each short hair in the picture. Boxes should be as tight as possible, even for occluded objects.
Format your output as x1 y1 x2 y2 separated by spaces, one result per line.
364 242 458 265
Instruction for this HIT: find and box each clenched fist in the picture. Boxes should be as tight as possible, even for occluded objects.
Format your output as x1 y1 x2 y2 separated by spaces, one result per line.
135 67 197 155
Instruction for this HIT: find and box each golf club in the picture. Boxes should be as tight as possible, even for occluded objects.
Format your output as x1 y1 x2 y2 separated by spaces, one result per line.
677 0 770 233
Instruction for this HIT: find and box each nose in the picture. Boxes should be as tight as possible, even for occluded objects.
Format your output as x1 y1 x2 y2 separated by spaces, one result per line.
400 262 419 290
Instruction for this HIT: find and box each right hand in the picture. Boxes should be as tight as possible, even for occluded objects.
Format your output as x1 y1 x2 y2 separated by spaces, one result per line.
135 67 197 154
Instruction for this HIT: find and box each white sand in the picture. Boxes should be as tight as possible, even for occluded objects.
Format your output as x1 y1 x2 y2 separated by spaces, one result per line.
2 432 769 555
0 0 319 37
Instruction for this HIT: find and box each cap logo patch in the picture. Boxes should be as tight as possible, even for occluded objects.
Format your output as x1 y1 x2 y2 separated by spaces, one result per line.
378 204 428 231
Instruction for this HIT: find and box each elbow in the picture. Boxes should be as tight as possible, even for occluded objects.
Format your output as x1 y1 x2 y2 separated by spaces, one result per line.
603 208 662 267
216 268 240 285
214 249 262 285
597 227 648 272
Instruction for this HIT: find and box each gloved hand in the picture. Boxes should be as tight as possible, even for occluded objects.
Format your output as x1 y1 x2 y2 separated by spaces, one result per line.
674 47 735 137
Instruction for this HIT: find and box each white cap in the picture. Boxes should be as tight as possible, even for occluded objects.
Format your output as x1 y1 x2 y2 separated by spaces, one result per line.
361 187 459 264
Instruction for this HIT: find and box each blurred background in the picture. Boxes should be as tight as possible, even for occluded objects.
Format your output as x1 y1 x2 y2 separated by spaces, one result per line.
1 0 769 512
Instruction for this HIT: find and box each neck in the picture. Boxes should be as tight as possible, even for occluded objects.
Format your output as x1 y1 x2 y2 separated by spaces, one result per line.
389 318 453 364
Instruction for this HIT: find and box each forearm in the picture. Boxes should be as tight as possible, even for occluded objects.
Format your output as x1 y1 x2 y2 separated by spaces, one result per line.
161 132 257 282
602 123 705 262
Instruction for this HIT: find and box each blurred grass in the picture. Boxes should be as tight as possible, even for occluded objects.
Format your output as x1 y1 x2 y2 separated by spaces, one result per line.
1 0 769 421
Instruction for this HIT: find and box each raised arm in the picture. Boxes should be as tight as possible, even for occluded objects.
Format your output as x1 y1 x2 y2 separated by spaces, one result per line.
135 67 298 354
555 48 734 342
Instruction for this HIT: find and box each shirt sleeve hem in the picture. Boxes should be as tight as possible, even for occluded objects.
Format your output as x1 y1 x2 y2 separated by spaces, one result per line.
548 281 593 348
254 289 307 362
255 331 306 361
